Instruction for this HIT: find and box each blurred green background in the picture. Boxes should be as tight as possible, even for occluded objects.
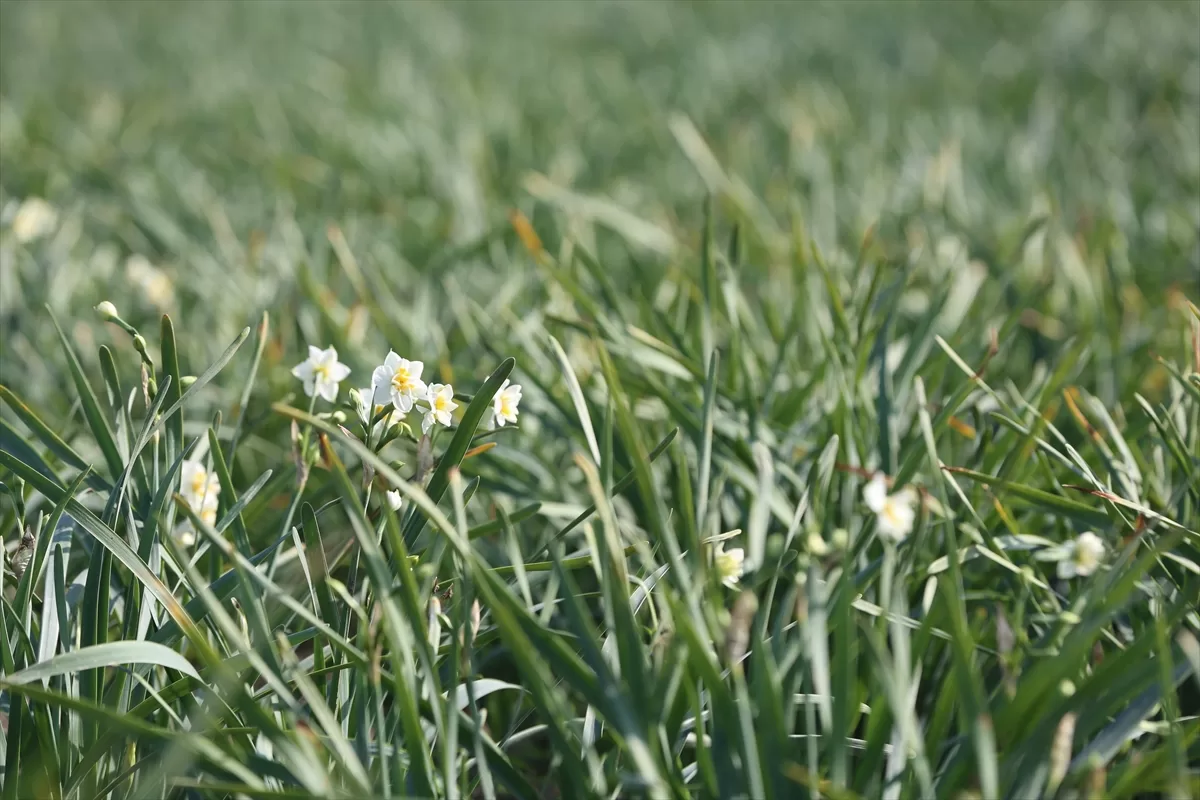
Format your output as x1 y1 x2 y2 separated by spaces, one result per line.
1 0 1197 407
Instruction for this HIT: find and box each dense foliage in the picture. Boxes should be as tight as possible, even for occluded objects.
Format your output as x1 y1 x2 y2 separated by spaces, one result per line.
1 2 1197 798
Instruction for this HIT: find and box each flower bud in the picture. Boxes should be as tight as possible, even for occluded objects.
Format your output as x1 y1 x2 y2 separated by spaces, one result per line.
831 528 850 550
180 375 197 389
95 301 119 321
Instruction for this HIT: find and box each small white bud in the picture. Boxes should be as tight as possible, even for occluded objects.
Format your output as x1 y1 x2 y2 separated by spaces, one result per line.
427 595 442 651
95 301 119 321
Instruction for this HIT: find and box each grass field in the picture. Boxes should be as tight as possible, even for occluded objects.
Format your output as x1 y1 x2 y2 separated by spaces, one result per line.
1 1 1199 798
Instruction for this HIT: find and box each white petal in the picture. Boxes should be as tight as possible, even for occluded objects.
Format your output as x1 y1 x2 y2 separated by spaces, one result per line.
863 475 889 513
409 360 424 381
422 412 435 435
395 391 414 413
301 376 317 397
383 350 400 369
386 490 403 511
292 361 314 380
318 380 337 402
307 345 323 362
330 362 351 381
372 364 393 387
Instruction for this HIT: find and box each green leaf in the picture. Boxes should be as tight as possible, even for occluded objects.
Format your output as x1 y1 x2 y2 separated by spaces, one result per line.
48 308 124 481
0 385 111 491
4 641 202 684
403 357 514 543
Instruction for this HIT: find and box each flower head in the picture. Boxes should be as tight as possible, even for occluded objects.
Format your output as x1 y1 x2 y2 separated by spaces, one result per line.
11 197 58 243
1057 531 1106 579
491 379 523 429
386 490 403 512
292 346 350 402
863 474 917 541
714 542 745 589
420 383 458 434
372 351 426 413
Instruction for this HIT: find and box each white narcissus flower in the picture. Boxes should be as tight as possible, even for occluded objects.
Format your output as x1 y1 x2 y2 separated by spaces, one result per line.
863 474 917 541
386 490 403 512
1057 531 1106 579
11 197 58 243
714 542 745 589
420 383 458 434
292 345 351 402
177 459 221 546
372 351 426 413
491 379 522 428
180 460 220 512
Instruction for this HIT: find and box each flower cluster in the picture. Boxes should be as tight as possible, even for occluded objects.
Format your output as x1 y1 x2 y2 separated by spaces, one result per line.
177 459 220 546
292 345 522 433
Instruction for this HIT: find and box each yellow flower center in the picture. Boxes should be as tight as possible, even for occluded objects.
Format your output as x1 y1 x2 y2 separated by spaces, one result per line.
434 394 449 412
190 470 208 496
882 501 902 526
499 396 514 417
391 368 415 393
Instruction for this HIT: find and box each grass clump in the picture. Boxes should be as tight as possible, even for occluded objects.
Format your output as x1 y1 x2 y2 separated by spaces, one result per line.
1 2 1198 798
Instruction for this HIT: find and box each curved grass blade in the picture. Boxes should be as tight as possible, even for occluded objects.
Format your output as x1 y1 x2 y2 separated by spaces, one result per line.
48 307 123 481
0 386 111 491
5 641 202 684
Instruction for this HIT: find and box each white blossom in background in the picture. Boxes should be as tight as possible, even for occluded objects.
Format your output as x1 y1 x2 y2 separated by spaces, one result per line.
490 379 522 428
126 254 175 309
372 351 426 413
292 345 350 402
420 383 457 434
863 474 917 541
386 490 403 512
714 542 745 589
11 197 58 243
1057 531 1106 579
